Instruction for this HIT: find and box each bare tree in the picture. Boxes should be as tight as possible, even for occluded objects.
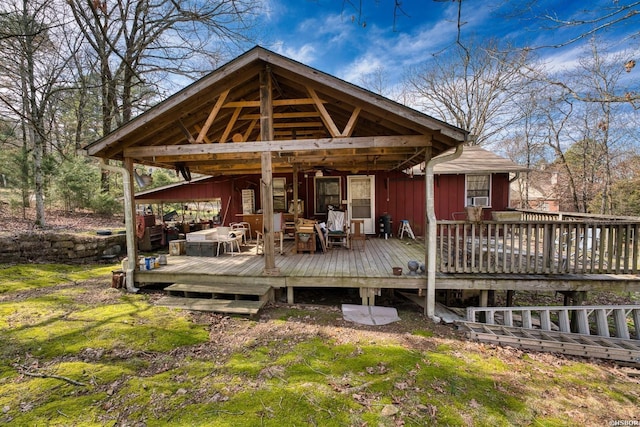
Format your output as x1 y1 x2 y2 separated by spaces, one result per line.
65 0 260 190
501 81 551 208
404 39 535 146
534 40 639 213
66 0 260 133
0 0 76 227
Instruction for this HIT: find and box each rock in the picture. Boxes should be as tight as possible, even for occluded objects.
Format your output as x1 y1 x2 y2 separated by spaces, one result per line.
380 404 399 417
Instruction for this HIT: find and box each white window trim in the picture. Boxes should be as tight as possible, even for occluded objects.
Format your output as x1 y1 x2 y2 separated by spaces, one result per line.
465 174 492 207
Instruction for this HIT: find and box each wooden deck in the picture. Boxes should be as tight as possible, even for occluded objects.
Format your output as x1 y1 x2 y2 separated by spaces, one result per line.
135 234 640 307
136 237 429 304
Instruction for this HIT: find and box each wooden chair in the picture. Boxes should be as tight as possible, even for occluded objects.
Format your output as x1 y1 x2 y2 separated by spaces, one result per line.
326 210 348 249
349 219 366 251
256 212 284 255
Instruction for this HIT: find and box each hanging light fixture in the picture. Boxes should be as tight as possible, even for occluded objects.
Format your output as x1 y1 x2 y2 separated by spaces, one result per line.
134 169 153 188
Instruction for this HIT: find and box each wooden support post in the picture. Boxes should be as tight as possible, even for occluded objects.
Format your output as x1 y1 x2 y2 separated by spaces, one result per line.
558 309 571 333
503 310 513 327
506 290 515 307
359 288 377 306
287 286 294 304
569 291 587 332
292 164 299 225
260 66 279 275
479 290 488 307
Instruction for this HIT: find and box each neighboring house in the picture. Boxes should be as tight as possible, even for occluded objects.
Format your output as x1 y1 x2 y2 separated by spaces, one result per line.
510 169 560 212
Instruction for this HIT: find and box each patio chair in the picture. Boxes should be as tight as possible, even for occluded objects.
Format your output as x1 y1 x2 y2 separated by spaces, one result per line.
230 221 251 244
210 226 243 256
326 210 348 249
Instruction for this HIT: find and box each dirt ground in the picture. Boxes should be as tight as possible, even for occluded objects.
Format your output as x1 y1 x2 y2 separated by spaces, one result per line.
0 205 125 236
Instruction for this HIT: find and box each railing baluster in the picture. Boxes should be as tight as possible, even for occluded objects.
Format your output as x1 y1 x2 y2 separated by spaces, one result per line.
470 222 476 272
632 224 639 274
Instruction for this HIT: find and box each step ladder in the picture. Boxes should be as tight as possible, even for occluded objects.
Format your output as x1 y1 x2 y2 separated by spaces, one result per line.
398 220 415 240
461 304 640 365
457 321 640 365
466 305 640 339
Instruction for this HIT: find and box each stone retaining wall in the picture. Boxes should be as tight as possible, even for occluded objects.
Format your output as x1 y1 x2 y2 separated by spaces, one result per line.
0 232 127 264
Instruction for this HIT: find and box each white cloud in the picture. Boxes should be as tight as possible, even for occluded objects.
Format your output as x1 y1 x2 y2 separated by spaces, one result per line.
272 42 317 65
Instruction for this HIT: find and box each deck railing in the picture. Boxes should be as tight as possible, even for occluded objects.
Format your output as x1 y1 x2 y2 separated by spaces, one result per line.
436 220 640 274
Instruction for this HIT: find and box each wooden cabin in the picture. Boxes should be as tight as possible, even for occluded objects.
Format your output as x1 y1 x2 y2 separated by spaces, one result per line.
84 46 640 319
84 46 469 318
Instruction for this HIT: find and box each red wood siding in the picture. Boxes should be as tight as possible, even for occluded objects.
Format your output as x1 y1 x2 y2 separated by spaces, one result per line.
136 171 514 232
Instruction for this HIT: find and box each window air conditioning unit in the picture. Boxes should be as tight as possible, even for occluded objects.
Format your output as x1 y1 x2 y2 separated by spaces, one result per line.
471 196 489 207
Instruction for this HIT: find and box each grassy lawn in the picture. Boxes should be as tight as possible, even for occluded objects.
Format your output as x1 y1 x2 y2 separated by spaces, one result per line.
0 263 639 426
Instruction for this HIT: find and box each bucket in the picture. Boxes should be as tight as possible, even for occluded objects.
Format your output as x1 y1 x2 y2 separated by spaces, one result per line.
111 270 125 289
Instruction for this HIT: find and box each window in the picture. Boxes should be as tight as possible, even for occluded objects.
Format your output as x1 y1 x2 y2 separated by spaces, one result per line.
315 177 341 214
466 174 491 207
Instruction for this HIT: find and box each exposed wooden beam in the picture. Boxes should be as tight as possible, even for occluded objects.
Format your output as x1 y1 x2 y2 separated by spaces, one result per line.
193 125 212 143
243 119 258 142
195 89 230 143
273 122 324 129
223 98 325 108
220 106 243 143
307 86 340 137
341 107 361 137
124 135 430 159
240 111 321 120
177 119 195 143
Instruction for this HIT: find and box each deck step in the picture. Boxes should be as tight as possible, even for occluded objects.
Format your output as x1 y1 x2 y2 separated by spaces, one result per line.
156 296 267 315
165 282 271 297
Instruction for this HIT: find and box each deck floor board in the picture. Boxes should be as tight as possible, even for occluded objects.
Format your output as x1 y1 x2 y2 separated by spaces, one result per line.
135 237 640 293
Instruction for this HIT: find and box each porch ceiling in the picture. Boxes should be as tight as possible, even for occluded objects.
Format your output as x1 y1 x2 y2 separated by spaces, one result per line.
85 46 468 176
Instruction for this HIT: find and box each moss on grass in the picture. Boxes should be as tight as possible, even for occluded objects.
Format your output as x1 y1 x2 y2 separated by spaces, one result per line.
0 264 114 294
1 263 639 426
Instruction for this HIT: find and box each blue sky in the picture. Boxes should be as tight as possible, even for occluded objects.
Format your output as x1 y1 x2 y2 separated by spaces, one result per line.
256 0 639 88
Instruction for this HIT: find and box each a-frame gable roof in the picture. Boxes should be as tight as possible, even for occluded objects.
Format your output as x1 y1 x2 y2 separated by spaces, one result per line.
85 46 467 176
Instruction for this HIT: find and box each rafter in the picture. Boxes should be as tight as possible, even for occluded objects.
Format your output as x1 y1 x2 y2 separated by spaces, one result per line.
219 106 243 143
341 107 361 137
307 86 341 137
195 89 230 143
